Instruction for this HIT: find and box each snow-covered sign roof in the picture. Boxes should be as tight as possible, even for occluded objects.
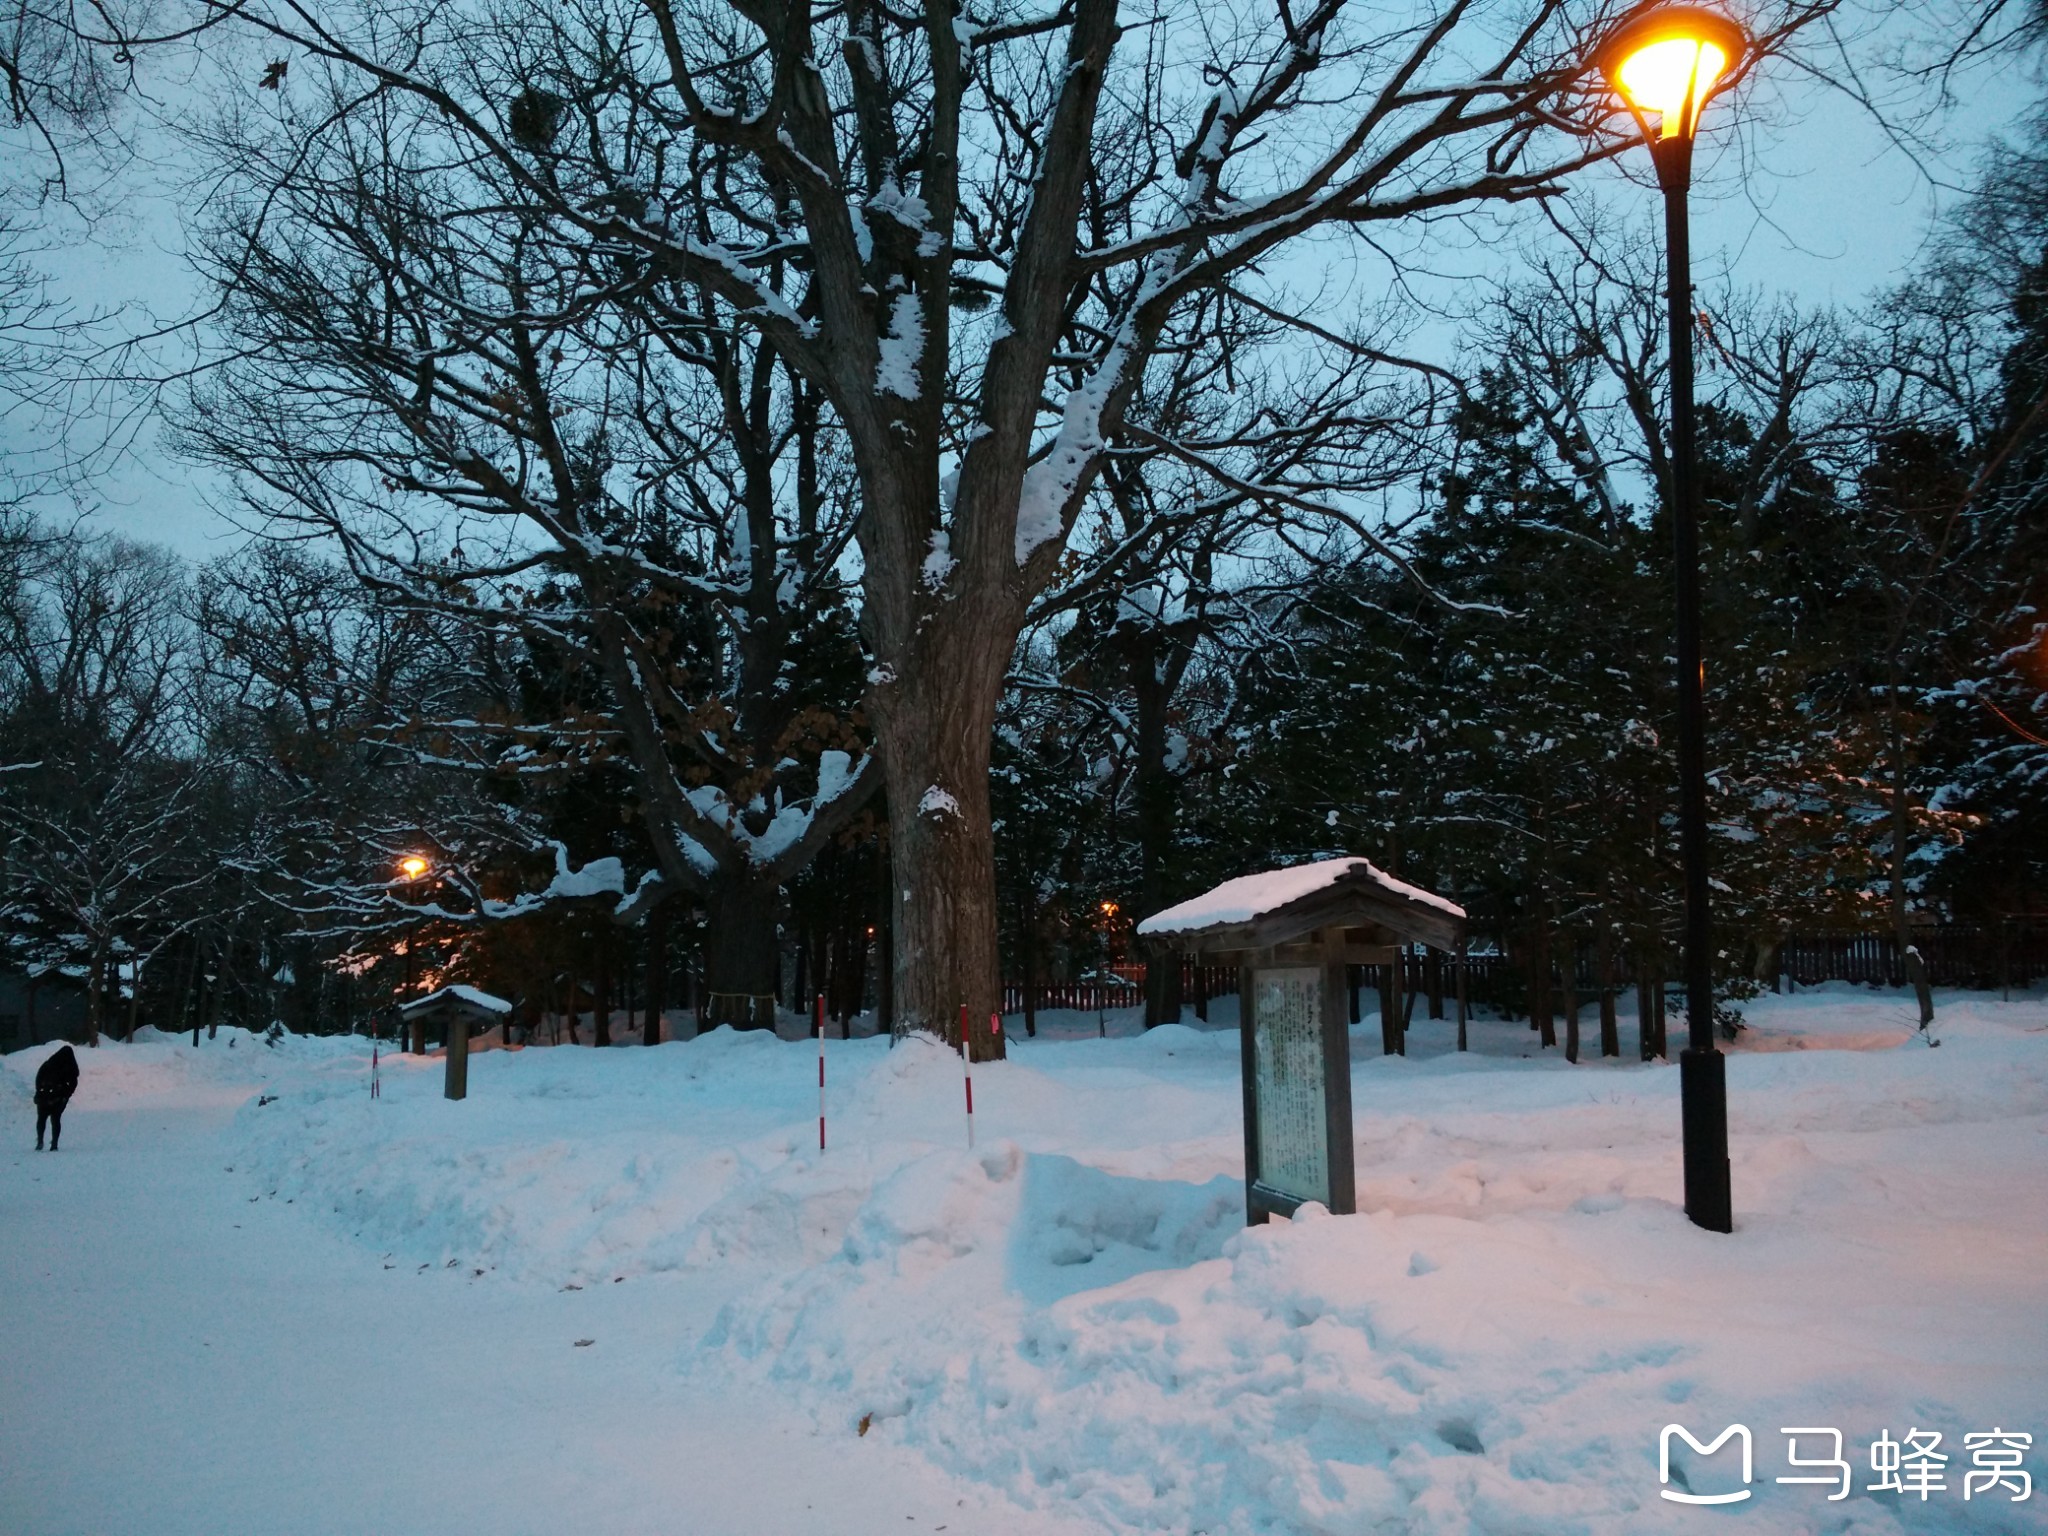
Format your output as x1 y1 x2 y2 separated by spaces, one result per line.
401 984 514 1017
1137 857 1465 954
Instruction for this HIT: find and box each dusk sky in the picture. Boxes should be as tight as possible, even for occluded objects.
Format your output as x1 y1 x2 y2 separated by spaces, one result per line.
15 14 2041 558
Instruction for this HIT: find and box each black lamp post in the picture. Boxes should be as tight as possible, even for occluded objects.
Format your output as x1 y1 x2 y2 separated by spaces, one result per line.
398 853 431 1053
1598 5 1747 1234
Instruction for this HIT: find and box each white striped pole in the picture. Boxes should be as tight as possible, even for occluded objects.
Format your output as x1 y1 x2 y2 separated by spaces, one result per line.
815 993 826 1152
959 1002 975 1149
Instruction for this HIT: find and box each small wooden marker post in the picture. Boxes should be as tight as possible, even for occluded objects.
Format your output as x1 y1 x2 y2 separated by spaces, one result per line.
959 1002 975 1149
398 986 513 1103
444 1014 470 1101
1137 858 1464 1226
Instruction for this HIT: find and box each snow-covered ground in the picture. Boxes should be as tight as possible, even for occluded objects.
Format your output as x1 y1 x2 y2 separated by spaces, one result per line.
3 987 2043 1534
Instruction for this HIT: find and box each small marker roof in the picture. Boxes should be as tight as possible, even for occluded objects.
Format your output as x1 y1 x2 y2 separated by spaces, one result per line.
1138 857 1465 955
400 984 514 1017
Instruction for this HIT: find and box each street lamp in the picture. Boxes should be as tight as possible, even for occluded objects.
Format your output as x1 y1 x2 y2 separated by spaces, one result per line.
396 853 431 1049
1598 4 1746 1235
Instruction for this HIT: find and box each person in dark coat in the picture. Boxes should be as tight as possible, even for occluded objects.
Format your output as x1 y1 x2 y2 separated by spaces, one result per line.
34 1044 78 1150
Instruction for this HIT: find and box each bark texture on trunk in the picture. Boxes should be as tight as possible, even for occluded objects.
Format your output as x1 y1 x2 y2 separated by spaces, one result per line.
869 619 1009 1060
703 867 782 1030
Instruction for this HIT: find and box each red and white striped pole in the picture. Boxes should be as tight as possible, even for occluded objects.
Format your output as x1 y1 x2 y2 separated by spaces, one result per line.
815 993 827 1153
959 1002 975 1149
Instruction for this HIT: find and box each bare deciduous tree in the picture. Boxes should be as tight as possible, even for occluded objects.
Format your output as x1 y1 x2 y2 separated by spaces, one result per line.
164 0 1832 1053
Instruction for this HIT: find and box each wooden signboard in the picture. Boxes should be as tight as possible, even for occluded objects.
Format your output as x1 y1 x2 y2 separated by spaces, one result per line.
1241 960 1355 1221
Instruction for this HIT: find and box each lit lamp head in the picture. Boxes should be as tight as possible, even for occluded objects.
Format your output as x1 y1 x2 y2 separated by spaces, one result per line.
398 854 430 881
1597 5 1747 189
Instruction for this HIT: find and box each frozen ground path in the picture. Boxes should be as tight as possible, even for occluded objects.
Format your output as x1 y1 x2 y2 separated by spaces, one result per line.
0 1073 1093 1536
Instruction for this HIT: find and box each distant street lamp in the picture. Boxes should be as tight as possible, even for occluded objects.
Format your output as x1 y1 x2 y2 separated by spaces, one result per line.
1097 900 1119 1039
1598 4 1746 1234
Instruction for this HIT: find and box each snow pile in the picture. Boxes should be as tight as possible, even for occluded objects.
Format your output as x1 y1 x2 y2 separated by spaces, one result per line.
699 999 2047 1534
228 1027 853 1283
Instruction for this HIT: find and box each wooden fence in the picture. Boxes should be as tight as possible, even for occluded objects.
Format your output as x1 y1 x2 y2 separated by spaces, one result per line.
1777 923 2048 991
1008 922 2048 1018
1001 961 1240 1018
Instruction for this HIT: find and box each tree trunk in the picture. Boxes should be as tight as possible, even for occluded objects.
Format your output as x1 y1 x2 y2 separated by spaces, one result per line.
202 946 221 1041
87 943 104 1048
644 902 668 1045
702 866 782 1030
1133 662 1182 1029
177 937 201 1047
1455 940 1468 1052
1144 951 1183 1029
1018 888 1038 1038
593 938 612 1048
1562 935 1580 1064
1597 924 1619 1059
870 659 1006 1060
1530 922 1555 1049
1652 957 1668 1060
793 917 811 1021
1378 964 1401 1056
127 955 145 1041
1888 702 1934 1028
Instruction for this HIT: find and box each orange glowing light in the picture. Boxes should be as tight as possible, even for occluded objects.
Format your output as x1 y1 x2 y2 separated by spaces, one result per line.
399 854 430 880
1599 6 1746 142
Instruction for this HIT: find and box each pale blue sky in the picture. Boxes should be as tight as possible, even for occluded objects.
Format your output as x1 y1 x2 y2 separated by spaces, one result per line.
9 10 2040 561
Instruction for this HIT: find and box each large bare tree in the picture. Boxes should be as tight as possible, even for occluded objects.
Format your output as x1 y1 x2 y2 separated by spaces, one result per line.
154 0 1828 1053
